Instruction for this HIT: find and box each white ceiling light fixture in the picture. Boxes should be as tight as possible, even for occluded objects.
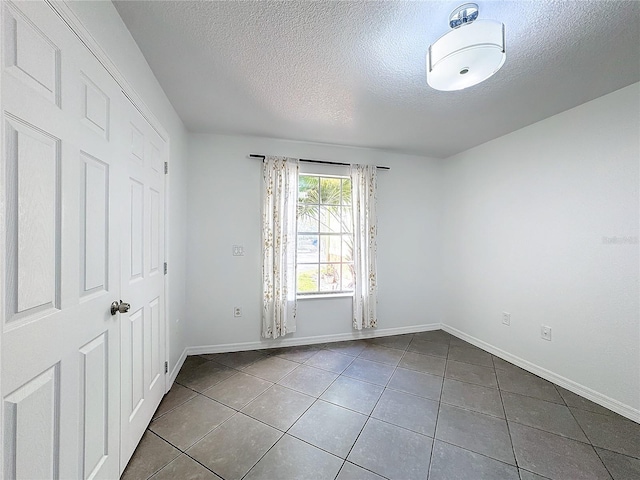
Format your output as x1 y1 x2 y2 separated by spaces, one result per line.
427 3 506 91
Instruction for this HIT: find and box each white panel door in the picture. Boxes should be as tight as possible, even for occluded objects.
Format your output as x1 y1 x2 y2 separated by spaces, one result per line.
1 2 122 478
118 97 167 472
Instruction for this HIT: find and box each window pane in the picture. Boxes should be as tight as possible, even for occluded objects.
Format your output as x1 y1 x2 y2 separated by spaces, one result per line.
320 177 341 205
299 176 319 204
298 205 319 232
341 235 353 262
320 264 341 292
320 206 342 233
342 178 352 205
298 264 318 293
341 263 354 291
320 235 341 263
297 235 318 263
342 206 352 233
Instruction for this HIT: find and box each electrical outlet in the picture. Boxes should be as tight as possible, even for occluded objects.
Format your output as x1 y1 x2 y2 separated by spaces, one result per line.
232 245 244 256
541 325 552 341
234 307 242 317
502 312 511 326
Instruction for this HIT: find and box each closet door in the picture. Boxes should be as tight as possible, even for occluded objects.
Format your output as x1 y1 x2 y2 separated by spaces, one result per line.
1 1 121 478
118 96 167 472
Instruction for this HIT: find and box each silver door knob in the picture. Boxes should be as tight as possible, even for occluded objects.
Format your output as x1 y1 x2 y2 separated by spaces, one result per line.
110 300 131 315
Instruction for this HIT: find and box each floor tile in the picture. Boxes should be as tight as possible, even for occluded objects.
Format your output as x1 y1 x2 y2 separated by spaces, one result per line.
348 418 433 480
121 431 180 480
187 413 282 480
571 408 640 458
492 355 522 372
242 355 299 382
325 340 369 357
435 403 515 465
371 388 438 436
556 386 616 416
445 360 498 388
275 344 322 363
336 462 385 480
320 376 384 415
153 383 197 419
429 440 519 480
342 358 395 386
244 434 343 480
448 345 494 368
596 448 640 480
407 338 449 358
495 368 563 404
289 400 367 458
201 350 267 369
305 350 355 373
277 364 338 397
150 454 222 480
149 395 234 450
413 330 452 345
177 355 209 376
368 334 413 350
202 372 272 409
448 336 473 347
510 422 611 480
518 470 550 480
387 367 443 401
241 384 315 431
357 344 404 366
176 361 235 393
441 378 504 418
398 351 446 376
502 392 588 442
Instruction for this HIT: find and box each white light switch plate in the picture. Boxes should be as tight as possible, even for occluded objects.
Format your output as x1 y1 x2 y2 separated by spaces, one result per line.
541 325 552 341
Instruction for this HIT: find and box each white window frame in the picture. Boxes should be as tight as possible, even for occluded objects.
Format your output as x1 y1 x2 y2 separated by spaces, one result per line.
296 168 354 297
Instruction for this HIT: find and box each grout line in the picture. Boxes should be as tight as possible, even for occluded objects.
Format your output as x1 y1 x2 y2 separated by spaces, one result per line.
561 383 616 479
426 340 448 480
493 354 520 472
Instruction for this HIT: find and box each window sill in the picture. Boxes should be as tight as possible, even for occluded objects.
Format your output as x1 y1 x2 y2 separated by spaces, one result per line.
297 292 353 300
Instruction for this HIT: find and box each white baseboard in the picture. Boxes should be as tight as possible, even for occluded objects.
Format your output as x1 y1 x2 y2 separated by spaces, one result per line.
186 323 440 356
441 324 640 424
168 347 188 390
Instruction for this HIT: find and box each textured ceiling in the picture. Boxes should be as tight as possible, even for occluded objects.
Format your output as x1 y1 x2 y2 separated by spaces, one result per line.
114 1 640 158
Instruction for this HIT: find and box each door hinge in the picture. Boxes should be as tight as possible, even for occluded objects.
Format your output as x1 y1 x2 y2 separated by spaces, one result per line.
164 361 168 374
164 161 168 174
164 262 167 275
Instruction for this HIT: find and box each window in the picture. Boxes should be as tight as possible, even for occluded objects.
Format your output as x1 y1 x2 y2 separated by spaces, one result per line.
297 175 353 295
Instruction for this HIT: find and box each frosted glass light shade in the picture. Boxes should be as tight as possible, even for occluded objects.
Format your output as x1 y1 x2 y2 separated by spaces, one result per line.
427 19 506 91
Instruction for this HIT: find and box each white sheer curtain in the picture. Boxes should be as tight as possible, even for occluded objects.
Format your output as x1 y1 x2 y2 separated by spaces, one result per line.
262 156 299 339
350 164 378 330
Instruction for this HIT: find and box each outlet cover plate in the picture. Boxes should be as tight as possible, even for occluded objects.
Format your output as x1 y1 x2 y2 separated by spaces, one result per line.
234 307 242 317
502 312 511 326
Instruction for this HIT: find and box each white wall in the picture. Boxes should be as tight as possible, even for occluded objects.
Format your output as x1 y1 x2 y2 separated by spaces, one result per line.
186 134 444 349
68 1 189 373
442 83 640 415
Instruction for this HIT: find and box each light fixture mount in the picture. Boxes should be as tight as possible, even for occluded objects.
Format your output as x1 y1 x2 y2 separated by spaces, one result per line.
449 3 479 28
427 3 506 91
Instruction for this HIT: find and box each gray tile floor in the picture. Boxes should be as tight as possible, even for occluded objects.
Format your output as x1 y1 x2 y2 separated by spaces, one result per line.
122 330 640 480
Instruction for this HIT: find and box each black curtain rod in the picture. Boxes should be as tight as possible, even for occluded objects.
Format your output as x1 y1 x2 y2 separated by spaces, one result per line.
249 154 390 170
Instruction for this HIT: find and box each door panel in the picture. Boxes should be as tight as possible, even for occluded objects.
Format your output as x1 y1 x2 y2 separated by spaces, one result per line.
3 364 60 480
4 115 61 323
